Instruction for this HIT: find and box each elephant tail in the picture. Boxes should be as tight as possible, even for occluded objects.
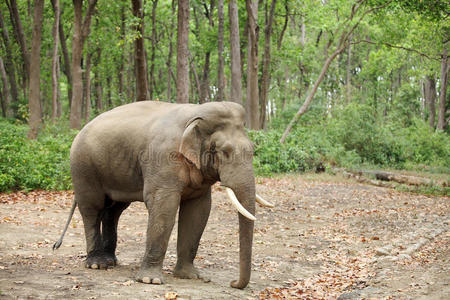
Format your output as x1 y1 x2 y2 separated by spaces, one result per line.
53 200 77 250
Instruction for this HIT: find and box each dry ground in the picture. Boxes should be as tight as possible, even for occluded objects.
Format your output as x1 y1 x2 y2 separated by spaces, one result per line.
0 174 448 299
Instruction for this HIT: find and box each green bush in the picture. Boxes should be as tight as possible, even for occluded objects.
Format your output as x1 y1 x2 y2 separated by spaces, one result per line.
0 119 76 192
250 103 449 175
1 104 448 192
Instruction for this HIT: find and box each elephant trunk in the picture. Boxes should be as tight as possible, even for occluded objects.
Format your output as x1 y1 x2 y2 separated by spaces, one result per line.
224 177 255 289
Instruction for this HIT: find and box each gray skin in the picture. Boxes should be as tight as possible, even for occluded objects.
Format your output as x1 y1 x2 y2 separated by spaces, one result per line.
57 101 256 289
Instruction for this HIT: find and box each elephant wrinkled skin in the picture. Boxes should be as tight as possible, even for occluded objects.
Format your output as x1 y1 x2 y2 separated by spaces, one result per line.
54 101 260 289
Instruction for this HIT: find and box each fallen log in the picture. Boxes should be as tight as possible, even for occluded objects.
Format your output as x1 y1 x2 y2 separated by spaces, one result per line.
333 168 447 187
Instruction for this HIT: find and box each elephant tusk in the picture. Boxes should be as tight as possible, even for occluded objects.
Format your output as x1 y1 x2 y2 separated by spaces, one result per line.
256 194 274 208
225 188 256 221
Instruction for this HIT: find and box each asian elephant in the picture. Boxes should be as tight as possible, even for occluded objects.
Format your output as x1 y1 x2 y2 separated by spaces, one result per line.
53 101 273 289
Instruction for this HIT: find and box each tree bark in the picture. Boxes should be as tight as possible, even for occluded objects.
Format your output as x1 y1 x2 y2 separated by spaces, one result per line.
70 0 98 129
95 47 102 110
246 0 260 130
437 48 448 130
0 8 19 113
280 45 347 143
176 0 190 103
84 51 92 121
229 0 242 105
7 0 30 95
346 35 352 102
217 0 225 101
118 4 125 99
57 4 72 107
424 75 436 128
149 0 158 100
51 0 60 122
277 0 288 50
166 0 176 101
0 57 13 117
132 0 149 101
259 0 277 129
28 0 45 139
197 1 214 104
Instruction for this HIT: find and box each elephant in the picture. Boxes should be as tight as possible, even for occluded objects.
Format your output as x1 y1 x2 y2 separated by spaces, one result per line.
53 101 273 289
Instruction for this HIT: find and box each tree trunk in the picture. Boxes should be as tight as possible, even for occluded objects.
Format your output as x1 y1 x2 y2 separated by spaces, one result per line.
217 0 225 101
424 75 436 128
280 45 347 143
51 0 60 122
28 0 45 139
84 51 92 121
118 4 125 99
259 0 277 129
346 35 352 102
0 57 13 117
166 0 176 101
149 0 158 100
190 57 202 102
277 0 288 50
132 0 149 101
95 47 103 110
437 48 448 130
7 0 30 96
229 0 242 105
246 0 260 130
176 0 190 103
0 8 19 114
58 7 72 108
70 0 98 129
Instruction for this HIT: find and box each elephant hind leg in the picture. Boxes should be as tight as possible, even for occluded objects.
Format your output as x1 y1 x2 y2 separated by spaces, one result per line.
101 200 130 265
174 189 211 280
77 192 116 270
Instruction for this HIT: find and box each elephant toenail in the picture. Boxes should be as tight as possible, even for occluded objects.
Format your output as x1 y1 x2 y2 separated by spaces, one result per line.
91 264 98 269
142 277 151 284
152 278 162 285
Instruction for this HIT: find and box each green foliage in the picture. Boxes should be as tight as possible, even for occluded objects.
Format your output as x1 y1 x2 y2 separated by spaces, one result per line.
0 119 76 192
250 104 449 176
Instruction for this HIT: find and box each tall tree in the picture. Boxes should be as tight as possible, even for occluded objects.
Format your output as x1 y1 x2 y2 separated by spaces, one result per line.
69 0 98 129
132 0 149 101
424 75 436 128
149 0 158 100
176 0 190 103
28 0 45 139
58 3 73 107
437 47 448 130
84 50 92 121
7 0 30 97
228 0 242 105
166 0 176 101
217 0 225 101
0 8 19 113
0 57 13 117
51 0 60 122
259 0 277 129
246 0 260 129
280 0 390 143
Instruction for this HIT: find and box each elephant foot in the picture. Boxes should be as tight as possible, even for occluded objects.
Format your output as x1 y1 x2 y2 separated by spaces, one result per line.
136 267 164 285
173 263 211 283
85 251 117 270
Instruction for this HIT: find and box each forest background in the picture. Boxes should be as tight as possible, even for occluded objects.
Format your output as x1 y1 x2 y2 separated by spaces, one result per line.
0 0 448 193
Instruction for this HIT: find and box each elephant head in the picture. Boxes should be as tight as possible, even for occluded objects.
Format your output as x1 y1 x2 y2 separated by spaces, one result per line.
178 102 273 288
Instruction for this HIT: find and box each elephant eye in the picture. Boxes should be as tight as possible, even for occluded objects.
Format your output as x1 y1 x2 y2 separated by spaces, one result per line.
222 150 230 159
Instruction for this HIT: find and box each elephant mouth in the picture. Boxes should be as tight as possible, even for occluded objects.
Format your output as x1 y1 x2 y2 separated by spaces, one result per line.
221 184 275 221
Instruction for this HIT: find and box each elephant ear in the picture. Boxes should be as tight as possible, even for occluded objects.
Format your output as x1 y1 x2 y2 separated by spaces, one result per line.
179 117 203 169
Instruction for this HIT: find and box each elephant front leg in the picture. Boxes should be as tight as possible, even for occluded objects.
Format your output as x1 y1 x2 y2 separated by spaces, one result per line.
136 190 180 285
174 189 211 281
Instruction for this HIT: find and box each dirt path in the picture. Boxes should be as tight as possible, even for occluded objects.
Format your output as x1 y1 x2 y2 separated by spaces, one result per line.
0 175 448 299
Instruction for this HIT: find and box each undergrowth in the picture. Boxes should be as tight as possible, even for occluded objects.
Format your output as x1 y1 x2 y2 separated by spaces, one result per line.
0 103 448 193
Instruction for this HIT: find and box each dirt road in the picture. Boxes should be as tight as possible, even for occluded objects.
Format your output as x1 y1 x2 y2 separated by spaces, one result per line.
0 175 448 299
